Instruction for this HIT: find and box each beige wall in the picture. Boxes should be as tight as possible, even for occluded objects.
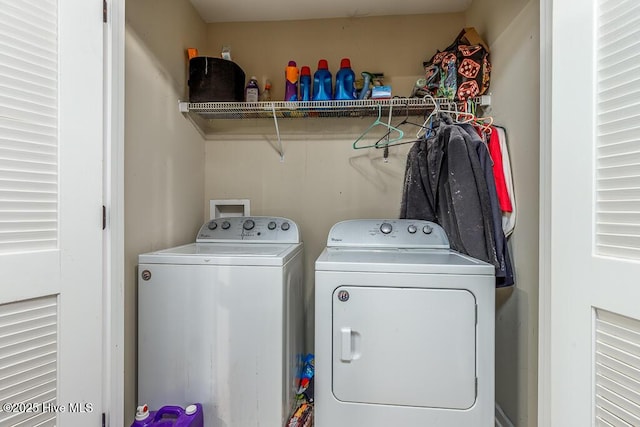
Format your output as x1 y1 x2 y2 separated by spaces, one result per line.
203 14 466 351
124 0 208 421
207 14 465 101
465 1 540 426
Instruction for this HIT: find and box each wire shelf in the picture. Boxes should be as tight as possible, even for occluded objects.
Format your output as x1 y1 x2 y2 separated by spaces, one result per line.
179 96 490 120
178 95 491 160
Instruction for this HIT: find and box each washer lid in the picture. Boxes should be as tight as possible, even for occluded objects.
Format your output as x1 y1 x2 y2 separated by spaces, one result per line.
315 247 494 275
138 242 302 266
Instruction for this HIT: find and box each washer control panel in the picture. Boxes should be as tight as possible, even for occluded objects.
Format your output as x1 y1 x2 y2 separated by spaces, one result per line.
326 219 449 249
196 216 300 243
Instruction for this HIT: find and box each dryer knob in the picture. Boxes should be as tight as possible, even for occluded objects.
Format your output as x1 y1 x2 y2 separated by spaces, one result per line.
207 221 218 230
407 225 417 234
243 219 255 230
380 223 393 234
268 221 277 230
221 221 231 230
281 222 290 231
423 224 433 234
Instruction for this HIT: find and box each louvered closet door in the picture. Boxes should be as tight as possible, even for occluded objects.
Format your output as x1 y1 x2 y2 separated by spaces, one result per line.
549 0 640 425
0 0 104 425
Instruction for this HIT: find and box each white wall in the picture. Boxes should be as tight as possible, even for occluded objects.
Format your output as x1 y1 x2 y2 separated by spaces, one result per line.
124 0 208 420
465 1 540 426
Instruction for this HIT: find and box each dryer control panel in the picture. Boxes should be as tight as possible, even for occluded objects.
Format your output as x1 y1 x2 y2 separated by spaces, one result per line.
196 216 300 243
327 219 449 249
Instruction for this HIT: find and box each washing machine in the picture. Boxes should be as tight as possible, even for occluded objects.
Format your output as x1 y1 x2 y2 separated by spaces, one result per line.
138 216 304 427
315 219 495 427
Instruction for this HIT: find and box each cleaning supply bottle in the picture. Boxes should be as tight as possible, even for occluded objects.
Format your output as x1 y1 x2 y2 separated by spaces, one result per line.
358 71 374 99
129 404 204 427
312 59 332 101
260 80 272 101
131 405 153 427
334 58 356 100
284 61 299 101
299 66 311 101
245 76 259 102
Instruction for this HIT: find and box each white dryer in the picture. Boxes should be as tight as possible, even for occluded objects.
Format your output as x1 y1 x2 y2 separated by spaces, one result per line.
138 216 304 427
315 219 495 427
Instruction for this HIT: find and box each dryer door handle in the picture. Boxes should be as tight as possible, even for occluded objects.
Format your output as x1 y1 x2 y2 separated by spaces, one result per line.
340 327 353 362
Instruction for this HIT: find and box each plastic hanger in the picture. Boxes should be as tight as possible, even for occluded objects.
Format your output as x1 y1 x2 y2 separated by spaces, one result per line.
460 97 493 134
416 95 475 139
375 105 435 150
443 99 476 125
455 99 495 165
475 115 494 135
352 103 404 150
373 102 429 146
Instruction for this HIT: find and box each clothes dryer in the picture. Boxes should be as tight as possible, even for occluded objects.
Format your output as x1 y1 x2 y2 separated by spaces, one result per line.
138 217 304 427
315 219 495 427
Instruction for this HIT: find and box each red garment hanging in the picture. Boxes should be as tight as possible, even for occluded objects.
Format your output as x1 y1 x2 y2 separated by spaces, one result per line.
488 126 513 212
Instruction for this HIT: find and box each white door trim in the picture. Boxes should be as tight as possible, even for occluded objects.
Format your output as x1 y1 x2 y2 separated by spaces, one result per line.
104 0 125 425
538 0 552 425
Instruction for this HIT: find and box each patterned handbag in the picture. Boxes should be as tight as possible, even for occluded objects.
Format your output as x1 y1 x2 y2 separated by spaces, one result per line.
423 27 491 101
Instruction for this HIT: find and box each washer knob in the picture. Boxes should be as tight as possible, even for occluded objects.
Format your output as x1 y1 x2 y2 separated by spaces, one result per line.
423 224 433 234
281 222 290 231
207 221 218 230
243 219 255 230
221 221 231 230
407 225 417 234
380 223 393 234
268 221 277 230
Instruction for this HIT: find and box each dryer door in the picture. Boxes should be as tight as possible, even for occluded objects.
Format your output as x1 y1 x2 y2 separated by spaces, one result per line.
332 286 477 409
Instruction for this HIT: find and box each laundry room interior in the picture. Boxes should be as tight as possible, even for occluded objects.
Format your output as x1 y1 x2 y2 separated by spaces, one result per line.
125 0 540 425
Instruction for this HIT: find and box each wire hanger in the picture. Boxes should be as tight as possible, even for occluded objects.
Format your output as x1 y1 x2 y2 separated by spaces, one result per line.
375 128 435 151
352 103 404 150
393 98 434 130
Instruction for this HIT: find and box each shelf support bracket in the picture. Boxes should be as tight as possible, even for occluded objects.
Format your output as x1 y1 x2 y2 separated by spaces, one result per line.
271 103 284 161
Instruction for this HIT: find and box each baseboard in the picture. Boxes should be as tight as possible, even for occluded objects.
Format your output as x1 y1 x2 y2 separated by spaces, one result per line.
495 402 515 427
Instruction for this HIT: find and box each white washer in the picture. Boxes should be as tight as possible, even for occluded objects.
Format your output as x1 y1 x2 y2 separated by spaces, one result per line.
315 219 495 427
138 216 304 427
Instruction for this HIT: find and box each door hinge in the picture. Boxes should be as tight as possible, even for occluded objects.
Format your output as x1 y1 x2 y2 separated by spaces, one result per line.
102 205 107 230
102 412 106 427
103 0 108 23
